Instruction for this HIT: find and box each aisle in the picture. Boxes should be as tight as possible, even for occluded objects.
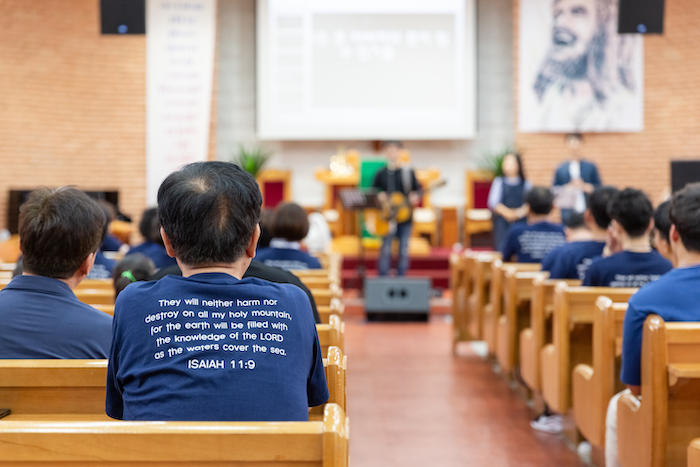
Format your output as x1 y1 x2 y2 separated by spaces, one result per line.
344 315 587 467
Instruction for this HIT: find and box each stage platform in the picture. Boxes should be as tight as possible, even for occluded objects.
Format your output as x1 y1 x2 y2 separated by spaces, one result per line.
337 244 453 290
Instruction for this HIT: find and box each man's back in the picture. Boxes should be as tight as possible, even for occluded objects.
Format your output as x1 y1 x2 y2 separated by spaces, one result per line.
542 240 605 280
621 265 700 386
500 221 566 263
0 275 112 358
106 273 328 421
583 250 672 287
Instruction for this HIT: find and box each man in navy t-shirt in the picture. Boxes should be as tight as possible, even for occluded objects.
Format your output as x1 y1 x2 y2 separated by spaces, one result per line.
606 183 700 465
106 161 328 422
542 186 619 280
583 188 672 287
0 187 112 358
500 186 566 263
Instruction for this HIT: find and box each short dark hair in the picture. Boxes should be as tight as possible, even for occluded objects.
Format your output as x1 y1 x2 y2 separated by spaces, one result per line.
565 133 584 143
525 186 554 215
139 207 163 245
588 186 619 229
273 203 309 242
19 187 104 279
157 161 262 266
565 211 586 229
113 253 156 299
607 188 653 237
653 200 672 242
669 183 700 253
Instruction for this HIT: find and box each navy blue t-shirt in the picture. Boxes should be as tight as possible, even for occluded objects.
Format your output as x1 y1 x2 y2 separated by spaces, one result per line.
256 248 322 271
621 265 700 386
106 272 329 422
127 242 178 270
582 250 672 287
500 221 566 263
0 275 112 358
541 240 605 280
88 251 116 280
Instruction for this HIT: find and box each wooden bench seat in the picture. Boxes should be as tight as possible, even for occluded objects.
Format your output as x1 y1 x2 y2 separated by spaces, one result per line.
462 252 500 346
0 346 347 416
572 297 628 447
618 316 700 467
540 284 637 414
496 268 549 376
318 298 344 324
0 403 348 466
482 260 540 357
311 286 342 307
519 277 581 392
689 439 700 467
318 315 345 355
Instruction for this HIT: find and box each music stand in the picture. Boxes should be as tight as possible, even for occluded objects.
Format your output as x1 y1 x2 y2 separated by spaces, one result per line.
338 188 380 293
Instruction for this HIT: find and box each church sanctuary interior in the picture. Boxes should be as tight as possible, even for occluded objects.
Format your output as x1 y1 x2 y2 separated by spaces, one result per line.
3 0 700 466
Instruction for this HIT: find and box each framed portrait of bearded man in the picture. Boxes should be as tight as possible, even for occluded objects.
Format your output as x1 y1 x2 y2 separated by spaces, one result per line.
518 0 643 133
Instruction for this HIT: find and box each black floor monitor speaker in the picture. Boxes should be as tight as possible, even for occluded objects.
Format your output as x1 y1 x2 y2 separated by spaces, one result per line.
364 277 430 321
618 0 664 34
101 0 146 35
671 161 700 193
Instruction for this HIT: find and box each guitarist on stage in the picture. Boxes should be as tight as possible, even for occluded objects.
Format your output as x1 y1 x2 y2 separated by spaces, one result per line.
371 141 421 276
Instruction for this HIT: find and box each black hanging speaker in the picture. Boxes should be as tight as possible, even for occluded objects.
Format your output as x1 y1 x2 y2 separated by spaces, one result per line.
618 0 665 34
100 0 146 35
671 161 700 193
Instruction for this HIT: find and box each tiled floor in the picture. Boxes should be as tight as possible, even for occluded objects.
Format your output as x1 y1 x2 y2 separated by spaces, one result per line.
345 315 588 467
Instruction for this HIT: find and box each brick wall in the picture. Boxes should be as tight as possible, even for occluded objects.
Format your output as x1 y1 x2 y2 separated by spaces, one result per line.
515 0 700 204
0 0 216 235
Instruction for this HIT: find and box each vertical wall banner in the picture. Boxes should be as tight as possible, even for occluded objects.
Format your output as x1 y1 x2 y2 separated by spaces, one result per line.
146 0 217 205
518 0 643 133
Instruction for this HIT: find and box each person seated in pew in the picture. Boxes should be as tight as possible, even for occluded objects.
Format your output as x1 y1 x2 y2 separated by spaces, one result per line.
256 202 322 271
106 161 328 422
151 259 322 324
605 182 700 466
541 186 619 280
97 200 124 252
583 188 672 287
112 253 156 299
88 203 117 280
500 186 566 263
0 187 112 358
127 207 178 270
652 200 675 265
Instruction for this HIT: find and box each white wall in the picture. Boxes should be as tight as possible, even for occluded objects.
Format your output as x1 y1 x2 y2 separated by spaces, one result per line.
216 0 513 208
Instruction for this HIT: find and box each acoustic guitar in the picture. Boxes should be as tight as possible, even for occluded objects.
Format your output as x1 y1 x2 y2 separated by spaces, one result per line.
366 179 446 236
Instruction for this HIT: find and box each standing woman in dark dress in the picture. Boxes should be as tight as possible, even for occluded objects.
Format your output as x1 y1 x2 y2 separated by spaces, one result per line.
487 152 532 250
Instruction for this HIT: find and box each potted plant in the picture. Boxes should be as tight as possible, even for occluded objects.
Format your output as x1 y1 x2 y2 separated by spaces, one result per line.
231 145 272 178
476 146 517 178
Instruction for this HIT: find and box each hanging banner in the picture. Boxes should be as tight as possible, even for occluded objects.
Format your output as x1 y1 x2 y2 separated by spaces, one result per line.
146 0 217 205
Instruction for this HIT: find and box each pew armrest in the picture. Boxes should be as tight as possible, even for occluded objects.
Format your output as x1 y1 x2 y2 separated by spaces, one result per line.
572 364 601 446
617 393 647 467
667 363 700 386
689 438 700 467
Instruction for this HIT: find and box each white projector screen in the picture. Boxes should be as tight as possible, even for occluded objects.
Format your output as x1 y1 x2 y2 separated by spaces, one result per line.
256 0 476 140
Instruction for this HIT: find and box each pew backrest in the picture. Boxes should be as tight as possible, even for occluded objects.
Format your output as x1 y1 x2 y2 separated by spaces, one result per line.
0 403 349 466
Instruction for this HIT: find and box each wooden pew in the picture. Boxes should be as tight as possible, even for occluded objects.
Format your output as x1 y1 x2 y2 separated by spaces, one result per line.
540 284 637 414
318 297 344 324
482 260 540 357
450 251 471 353
519 277 581 392
572 297 628 447
74 288 115 306
318 315 345 355
75 279 113 290
311 286 342 307
0 403 349 466
463 252 499 344
495 268 549 375
689 439 700 467
618 316 700 467
0 346 347 417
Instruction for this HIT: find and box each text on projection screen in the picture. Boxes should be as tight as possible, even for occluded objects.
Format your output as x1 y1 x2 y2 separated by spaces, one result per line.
257 0 476 140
